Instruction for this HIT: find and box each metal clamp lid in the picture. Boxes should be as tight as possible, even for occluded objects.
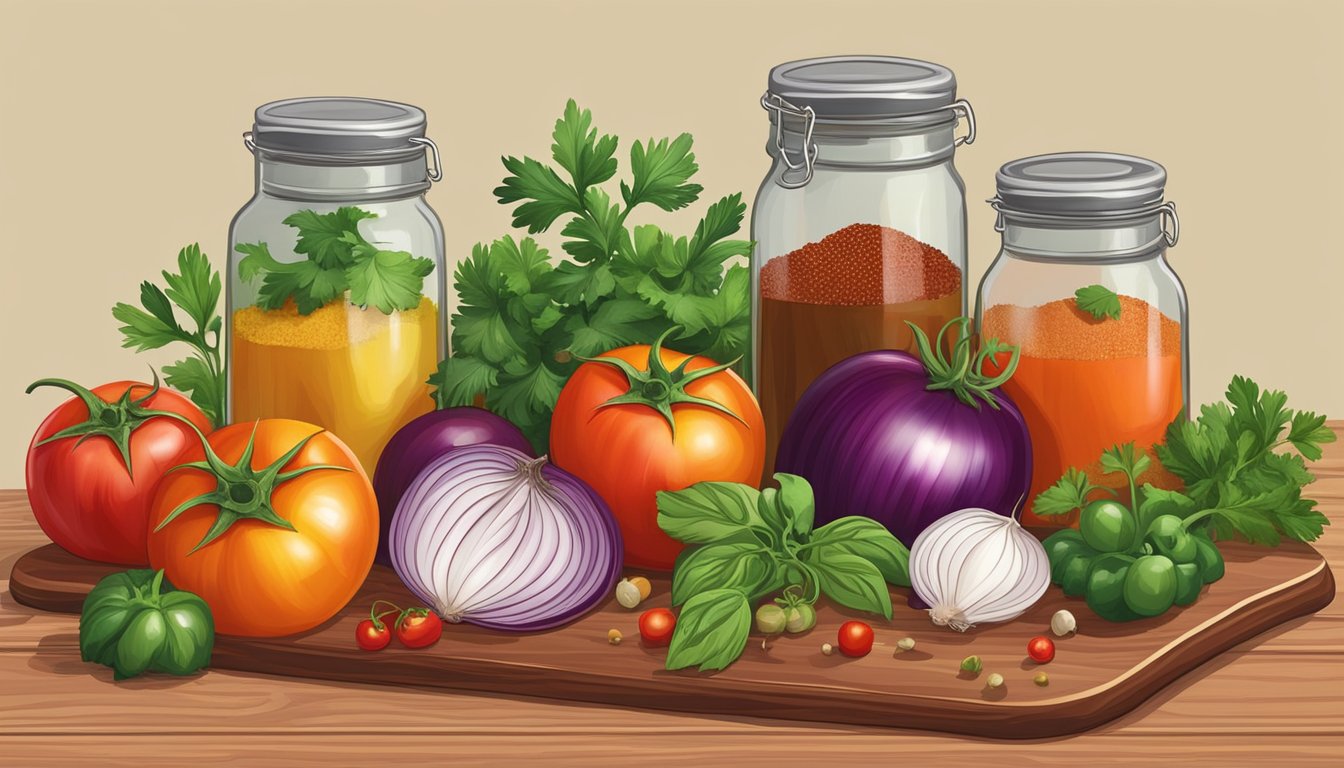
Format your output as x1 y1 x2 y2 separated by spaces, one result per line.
761 93 975 189
242 130 443 184
990 197 1180 250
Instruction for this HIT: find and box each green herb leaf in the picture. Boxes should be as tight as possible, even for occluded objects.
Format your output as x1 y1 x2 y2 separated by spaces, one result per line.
665 588 751 672
347 245 435 314
1100 442 1151 482
621 134 703 211
670 539 777 606
428 357 499 409
485 360 566 426
807 550 893 620
283 207 377 269
1034 467 1108 516
1137 483 1197 522
491 236 553 296
550 99 619 193
113 245 225 426
657 482 765 544
1075 285 1122 320
565 298 662 357
1288 410 1335 461
773 473 815 538
550 261 616 307
560 188 624 264
1155 375 1332 543
495 155 584 233
803 517 911 587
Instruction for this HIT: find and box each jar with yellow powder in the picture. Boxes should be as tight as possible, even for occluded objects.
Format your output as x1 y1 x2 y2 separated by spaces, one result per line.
227 97 446 474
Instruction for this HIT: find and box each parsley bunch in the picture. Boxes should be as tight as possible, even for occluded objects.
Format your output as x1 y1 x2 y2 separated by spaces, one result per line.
1035 375 1333 545
429 100 751 449
235 207 435 315
112 245 226 426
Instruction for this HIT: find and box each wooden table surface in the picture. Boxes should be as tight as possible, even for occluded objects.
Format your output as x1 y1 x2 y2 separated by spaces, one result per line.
3 427 1342 767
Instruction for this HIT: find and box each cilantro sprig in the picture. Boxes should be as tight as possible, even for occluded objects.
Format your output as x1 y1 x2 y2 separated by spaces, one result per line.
1075 284 1122 321
431 100 751 449
235 207 435 315
112 245 225 426
1034 375 1334 545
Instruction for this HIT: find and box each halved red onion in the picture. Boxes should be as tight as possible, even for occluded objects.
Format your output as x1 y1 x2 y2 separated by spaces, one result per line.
388 444 622 631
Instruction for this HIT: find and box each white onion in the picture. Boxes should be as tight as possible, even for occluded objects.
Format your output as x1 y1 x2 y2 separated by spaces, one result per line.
388 444 623 632
909 507 1050 632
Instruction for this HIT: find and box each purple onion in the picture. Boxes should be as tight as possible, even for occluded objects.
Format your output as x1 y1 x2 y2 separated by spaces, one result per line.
373 407 534 565
775 347 1032 548
388 444 622 632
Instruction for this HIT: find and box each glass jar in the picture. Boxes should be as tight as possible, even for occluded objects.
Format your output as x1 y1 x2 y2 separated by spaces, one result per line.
227 97 446 475
975 152 1188 526
752 55 975 475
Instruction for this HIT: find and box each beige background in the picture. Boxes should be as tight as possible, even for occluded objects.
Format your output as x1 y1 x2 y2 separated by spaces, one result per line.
1 0 1341 486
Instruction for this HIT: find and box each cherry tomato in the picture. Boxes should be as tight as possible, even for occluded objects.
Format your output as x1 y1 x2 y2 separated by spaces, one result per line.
1027 635 1056 663
395 609 444 649
355 619 392 651
837 620 874 657
639 607 676 646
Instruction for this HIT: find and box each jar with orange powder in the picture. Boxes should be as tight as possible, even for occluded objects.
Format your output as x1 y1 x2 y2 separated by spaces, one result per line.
976 153 1188 526
753 56 976 475
227 98 446 475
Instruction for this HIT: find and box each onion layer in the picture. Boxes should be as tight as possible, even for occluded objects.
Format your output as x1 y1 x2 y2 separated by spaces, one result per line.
388 444 622 632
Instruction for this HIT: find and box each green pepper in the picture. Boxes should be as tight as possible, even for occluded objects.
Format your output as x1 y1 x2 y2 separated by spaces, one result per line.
1080 499 1136 553
1122 555 1178 617
79 569 214 680
1085 553 1140 622
1044 530 1089 580
1193 535 1225 584
1173 562 1202 607
1145 514 1197 564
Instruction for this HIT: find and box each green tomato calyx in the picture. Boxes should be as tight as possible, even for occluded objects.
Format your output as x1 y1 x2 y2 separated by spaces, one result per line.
154 422 350 553
577 325 745 439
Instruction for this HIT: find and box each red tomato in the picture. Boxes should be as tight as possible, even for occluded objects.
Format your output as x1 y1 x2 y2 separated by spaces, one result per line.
356 619 392 651
639 607 677 646
1027 635 1055 663
837 621 874 657
148 419 377 637
550 334 765 570
395 610 443 649
26 378 210 565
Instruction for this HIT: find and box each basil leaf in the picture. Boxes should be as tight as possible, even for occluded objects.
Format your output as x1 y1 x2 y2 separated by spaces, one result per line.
808 550 894 619
657 482 764 544
80 604 135 666
774 473 815 538
665 588 751 672
670 538 776 606
804 517 911 587
755 487 790 539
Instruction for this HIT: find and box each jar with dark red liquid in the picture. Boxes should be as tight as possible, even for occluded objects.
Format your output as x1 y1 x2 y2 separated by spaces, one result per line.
751 56 975 476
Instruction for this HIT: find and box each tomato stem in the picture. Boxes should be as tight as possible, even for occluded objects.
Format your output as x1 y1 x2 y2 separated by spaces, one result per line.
574 325 746 440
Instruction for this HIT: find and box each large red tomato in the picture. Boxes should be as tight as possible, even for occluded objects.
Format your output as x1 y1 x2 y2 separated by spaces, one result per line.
550 332 764 570
147 419 377 637
25 378 211 565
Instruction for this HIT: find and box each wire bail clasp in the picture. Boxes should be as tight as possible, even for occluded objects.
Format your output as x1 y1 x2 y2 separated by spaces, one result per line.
1158 201 1179 248
761 92 817 189
409 137 443 183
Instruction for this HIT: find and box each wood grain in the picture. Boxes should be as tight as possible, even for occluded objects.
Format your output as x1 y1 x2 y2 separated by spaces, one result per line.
7 535 1334 739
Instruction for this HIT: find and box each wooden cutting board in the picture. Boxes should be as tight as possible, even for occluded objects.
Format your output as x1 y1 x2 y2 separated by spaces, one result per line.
9 539 1334 739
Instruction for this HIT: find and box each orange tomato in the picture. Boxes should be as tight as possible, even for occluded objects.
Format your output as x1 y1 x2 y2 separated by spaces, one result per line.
550 340 765 570
147 419 377 637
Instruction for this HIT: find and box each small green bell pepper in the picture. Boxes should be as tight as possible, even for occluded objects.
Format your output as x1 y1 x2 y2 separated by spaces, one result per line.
80 569 214 680
1173 562 1202 606
1145 514 1198 564
1123 554 1178 617
1085 553 1140 622
1193 535 1225 584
